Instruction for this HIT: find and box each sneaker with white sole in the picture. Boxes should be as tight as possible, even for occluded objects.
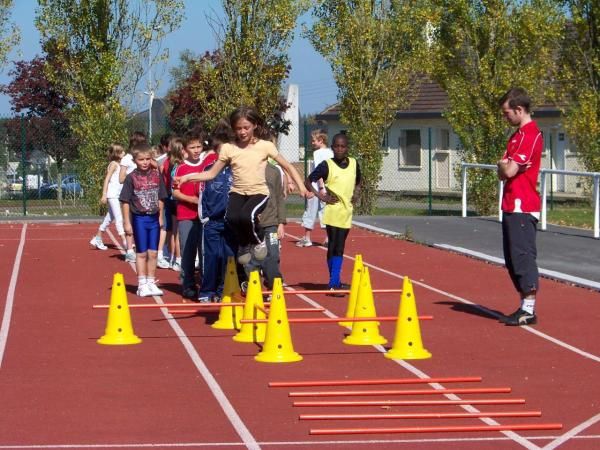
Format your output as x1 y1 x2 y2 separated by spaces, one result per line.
157 257 171 269
171 259 182 272
125 250 136 263
90 236 107 250
136 283 153 297
252 240 268 260
147 282 163 296
295 237 313 247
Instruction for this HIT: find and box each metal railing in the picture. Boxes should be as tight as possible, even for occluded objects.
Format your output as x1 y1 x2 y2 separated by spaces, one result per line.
540 168 599 239
461 163 600 239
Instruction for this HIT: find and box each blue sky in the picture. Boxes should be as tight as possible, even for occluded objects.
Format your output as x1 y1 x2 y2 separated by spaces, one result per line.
0 0 338 116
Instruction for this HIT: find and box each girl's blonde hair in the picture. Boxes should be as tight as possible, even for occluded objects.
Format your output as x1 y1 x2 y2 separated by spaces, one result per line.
150 145 160 159
311 128 328 145
168 137 185 166
107 144 125 162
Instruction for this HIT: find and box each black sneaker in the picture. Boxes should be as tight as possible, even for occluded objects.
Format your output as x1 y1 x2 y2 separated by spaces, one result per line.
182 288 198 300
502 308 537 326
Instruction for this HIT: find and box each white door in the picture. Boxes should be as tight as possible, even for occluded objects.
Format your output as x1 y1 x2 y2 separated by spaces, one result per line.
435 152 450 189
554 131 566 192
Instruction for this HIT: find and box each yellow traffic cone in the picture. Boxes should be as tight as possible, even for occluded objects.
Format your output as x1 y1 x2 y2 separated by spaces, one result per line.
212 256 243 330
98 273 142 345
343 266 387 346
340 255 363 327
255 278 302 363
385 276 431 360
233 271 266 343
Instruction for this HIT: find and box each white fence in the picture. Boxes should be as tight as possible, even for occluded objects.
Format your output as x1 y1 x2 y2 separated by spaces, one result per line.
461 163 600 239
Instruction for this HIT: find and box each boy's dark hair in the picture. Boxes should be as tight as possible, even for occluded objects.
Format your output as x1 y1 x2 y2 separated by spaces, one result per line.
331 133 349 146
129 131 147 150
183 128 208 149
498 87 531 113
159 133 173 150
131 143 152 158
209 119 234 149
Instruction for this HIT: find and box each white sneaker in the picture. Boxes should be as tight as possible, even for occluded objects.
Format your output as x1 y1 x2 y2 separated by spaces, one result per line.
125 250 136 263
252 240 268 260
147 282 163 296
157 257 170 269
136 283 153 297
171 259 182 272
295 237 312 248
90 236 107 250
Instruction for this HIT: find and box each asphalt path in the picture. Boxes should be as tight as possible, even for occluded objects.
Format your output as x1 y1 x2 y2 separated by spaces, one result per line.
352 216 599 290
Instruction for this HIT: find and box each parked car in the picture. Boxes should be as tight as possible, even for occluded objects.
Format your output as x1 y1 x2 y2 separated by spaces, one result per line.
39 176 83 198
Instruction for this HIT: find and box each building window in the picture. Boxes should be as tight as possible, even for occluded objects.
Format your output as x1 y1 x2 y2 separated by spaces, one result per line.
440 129 450 150
398 129 421 168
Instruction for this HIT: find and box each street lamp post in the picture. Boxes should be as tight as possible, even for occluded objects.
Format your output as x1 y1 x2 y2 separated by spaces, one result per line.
144 67 154 142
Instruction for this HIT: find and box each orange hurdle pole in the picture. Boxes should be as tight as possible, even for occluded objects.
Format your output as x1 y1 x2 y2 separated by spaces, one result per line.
269 376 482 388
168 309 222 314
309 423 563 435
293 398 526 407
92 302 246 309
266 288 403 295
94 303 325 311
299 410 543 420
289 387 511 397
241 315 433 324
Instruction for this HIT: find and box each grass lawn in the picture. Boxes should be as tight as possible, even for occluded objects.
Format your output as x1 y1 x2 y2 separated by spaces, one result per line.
286 199 595 230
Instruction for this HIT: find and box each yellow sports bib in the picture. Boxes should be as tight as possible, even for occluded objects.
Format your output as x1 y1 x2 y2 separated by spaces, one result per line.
322 158 356 229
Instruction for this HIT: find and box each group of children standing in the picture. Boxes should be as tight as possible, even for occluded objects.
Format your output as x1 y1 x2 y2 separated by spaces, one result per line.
91 106 353 302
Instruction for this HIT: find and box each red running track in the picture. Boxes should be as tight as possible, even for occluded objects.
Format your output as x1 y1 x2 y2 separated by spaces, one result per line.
0 221 599 450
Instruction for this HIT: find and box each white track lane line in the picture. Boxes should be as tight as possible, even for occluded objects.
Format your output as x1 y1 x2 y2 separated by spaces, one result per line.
0 223 27 369
1 435 600 448
541 413 600 450
107 230 260 450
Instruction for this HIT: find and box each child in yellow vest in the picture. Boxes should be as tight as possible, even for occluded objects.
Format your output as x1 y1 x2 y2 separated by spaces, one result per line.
304 133 361 295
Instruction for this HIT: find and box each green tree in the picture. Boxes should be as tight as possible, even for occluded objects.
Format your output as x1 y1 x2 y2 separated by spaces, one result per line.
560 0 599 173
194 0 308 130
35 0 183 212
0 0 19 70
306 1 429 214
429 0 564 214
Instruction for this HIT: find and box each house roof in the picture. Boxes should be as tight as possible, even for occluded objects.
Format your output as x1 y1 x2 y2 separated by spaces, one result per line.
315 80 561 121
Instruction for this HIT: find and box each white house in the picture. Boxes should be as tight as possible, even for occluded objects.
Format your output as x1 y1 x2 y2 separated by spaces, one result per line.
316 81 583 195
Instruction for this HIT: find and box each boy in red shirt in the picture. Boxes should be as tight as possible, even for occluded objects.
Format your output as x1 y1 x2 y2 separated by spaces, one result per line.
497 87 543 326
173 130 217 300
